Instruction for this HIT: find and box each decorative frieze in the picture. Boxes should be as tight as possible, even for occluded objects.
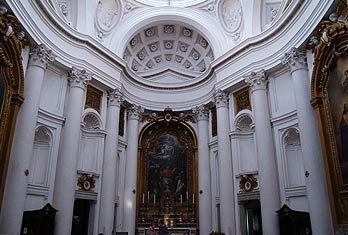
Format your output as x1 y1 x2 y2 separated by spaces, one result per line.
68 67 93 90
213 90 228 108
192 105 209 121
281 47 307 72
29 44 55 69
245 70 267 91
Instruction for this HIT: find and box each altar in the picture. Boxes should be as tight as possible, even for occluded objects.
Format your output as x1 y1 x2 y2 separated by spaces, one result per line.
137 227 197 235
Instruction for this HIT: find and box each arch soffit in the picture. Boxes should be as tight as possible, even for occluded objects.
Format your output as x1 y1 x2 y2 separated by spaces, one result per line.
281 127 300 147
34 125 53 145
233 109 254 131
81 108 104 131
110 8 229 58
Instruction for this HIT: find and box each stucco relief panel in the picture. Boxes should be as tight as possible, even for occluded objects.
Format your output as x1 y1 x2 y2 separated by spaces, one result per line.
95 0 121 36
218 0 242 40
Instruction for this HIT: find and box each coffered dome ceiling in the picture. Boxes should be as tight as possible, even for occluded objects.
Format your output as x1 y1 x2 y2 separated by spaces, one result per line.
123 24 214 83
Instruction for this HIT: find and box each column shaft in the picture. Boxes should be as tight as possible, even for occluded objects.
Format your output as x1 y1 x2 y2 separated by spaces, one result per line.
214 91 235 235
53 68 92 235
245 71 280 235
282 48 333 234
123 104 143 235
0 45 54 235
99 89 122 234
193 105 212 235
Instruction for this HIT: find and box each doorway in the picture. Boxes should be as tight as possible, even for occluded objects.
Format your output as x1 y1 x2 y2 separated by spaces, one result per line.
71 199 90 235
242 200 262 235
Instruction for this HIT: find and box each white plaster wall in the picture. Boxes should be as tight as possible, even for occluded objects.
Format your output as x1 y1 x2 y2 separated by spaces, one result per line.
39 66 68 116
268 69 296 119
78 132 105 175
115 145 127 232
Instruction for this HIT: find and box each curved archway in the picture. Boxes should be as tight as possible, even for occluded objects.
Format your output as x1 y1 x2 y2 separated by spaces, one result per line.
136 109 198 230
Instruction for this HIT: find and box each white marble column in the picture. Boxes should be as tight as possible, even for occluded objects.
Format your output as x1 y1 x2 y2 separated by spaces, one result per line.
245 70 280 235
0 44 54 235
99 88 123 235
282 48 333 234
123 104 143 235
53 68 92 235
213 90 235 235
192 105 212 235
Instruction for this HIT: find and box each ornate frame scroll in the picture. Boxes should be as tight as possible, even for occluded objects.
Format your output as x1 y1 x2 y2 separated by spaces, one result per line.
311 2 348 227
136 108 198 230
0 10 26 207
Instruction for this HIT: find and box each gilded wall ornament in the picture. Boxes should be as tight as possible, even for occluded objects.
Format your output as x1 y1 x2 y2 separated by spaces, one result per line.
239 174 258 193
311 1 348 226
77 174 96 192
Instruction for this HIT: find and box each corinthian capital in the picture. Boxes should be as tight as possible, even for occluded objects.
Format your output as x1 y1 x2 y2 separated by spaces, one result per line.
108 88 123 107
245 70 267 91
192 105 209 121
281 47 307 72
29 44 55 69
68 67 92 90
127 104 144 121
213 90 228 108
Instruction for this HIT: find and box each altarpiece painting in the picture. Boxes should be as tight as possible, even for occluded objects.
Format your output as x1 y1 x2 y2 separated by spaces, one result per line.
136 109 198 230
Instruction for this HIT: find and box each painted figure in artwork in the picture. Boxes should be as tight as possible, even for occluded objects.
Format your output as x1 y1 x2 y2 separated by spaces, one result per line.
147 134 187 201
339 103 348 163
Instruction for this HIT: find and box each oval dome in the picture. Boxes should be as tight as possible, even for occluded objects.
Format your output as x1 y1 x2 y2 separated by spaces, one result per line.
123 23 214 84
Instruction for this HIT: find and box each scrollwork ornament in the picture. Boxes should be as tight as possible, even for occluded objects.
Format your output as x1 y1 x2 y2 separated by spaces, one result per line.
245 70 267 91
108 88 123 107
192 105 209 121
281 47 307 72
127 104 144 121
29 44 55 69
213 90 228 108
68 67 93 90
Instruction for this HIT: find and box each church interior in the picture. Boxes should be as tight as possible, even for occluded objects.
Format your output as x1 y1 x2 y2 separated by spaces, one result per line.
0 0 348 234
